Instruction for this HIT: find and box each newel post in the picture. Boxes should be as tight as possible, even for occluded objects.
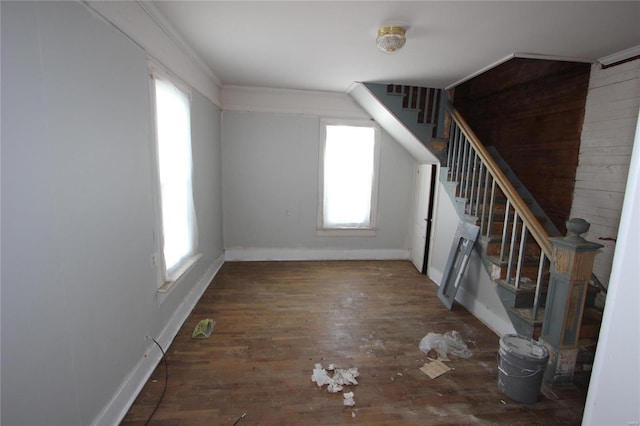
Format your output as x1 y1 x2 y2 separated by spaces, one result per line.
539 218 603 387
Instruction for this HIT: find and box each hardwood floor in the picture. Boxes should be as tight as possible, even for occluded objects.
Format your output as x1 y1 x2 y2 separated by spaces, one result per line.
122 261 588 425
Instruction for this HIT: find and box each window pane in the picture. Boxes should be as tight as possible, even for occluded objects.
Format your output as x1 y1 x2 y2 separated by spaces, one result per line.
323 125 375 227
154 78 197 280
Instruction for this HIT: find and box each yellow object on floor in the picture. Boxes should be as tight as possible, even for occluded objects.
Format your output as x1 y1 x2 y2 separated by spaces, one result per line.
192 318 215 338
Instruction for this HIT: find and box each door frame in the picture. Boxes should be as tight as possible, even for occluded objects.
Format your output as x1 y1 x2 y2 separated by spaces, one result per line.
420 164 438 273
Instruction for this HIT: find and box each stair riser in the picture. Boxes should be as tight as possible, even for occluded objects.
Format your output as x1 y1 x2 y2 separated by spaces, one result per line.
485 221 522 237
493 265 542 281
454 187 507 203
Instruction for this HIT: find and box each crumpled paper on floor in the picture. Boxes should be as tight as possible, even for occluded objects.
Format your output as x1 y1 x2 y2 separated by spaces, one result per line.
311 363 359 395
343 391 355 407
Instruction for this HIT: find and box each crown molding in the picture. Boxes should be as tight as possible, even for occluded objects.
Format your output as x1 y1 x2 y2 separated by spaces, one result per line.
446 52 595 90
598 45 640 67
137 1 222 88
222 85 370 118
84 1 222 107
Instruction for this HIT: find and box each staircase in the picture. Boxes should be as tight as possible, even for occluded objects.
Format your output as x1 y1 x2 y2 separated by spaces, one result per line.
447 109 604 343
352 83 604 361
359 83 449 164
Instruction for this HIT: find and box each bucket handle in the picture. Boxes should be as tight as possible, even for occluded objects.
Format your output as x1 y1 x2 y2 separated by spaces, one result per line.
497 353 545 378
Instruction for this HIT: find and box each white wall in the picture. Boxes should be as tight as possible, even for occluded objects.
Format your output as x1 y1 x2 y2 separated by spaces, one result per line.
86 0 221 107
1 2 223 425
428 179 515 336
570 60 640 292
582 112 640 426
221 88 416 260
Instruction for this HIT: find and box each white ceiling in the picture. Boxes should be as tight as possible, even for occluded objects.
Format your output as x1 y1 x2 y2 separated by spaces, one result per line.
150 1 640 93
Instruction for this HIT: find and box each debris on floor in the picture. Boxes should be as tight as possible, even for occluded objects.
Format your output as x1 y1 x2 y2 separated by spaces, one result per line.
419 360 452 379
192 318 215 338
419 330 472 360
327 383 343 393
311 363 359 407
232 412 246 426
311 364 334 387
333 367 359 386
311 363 359 392
343 391 356 407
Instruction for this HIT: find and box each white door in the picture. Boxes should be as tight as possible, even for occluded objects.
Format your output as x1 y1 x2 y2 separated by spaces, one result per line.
410 164 434 272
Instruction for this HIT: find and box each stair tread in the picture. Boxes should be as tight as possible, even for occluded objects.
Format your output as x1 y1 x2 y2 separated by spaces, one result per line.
510 307 545 325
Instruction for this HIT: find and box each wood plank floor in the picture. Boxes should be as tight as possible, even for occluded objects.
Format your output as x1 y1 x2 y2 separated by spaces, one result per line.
122 260 588 425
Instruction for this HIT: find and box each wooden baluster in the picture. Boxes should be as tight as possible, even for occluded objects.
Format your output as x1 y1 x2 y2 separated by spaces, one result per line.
532 254 546 321
500 201 511 263
446 120 456 171
506 211 519 285
475 163 485 219
470 153 479 216
459 137 469 197
480 167 490 235
514 223 528 289
486 179 496 238
463 142 472 200
455 128 464 184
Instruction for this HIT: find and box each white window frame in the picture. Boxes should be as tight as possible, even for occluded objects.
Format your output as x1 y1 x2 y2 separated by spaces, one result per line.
149 62 201 294
317 118 381 236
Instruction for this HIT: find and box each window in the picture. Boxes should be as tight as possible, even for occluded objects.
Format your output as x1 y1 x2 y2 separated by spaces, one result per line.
318 120 380 235
152 74 199 285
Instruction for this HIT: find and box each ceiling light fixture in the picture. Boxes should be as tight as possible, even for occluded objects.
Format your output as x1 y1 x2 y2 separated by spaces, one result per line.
376 26 406 53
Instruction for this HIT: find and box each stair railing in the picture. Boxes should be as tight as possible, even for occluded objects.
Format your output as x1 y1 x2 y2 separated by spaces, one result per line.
446 108 552 321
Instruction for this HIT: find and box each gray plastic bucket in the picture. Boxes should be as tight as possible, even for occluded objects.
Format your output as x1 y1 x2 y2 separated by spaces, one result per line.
497 334 549 404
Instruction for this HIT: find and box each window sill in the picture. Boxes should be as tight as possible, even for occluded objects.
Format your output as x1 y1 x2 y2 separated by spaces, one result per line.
316 227 377 237
157 253 202 303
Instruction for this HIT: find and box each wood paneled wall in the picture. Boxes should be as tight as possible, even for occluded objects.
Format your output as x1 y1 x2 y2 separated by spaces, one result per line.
570 60 639 291
453 58 591 233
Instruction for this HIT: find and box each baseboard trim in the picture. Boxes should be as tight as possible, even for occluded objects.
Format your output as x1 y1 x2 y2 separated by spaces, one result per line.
91 253 225 426
224 248 410 262
427 266 443 285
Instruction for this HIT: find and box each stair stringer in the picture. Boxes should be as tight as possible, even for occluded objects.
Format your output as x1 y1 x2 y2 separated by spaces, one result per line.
362 83 437 144
428 169 516 336
346 82 440 164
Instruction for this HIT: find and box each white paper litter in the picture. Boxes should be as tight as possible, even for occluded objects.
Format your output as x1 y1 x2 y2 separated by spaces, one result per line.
311 363 334 387
310 363 359 394
343 391 356 407
332 367 359 386
327 383 343 393
419 330 472 360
